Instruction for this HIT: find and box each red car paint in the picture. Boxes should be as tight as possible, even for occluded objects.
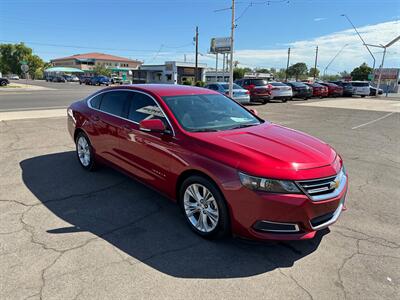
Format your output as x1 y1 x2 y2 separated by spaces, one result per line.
67 84 347 241
305 83 329 98
320 82 344 97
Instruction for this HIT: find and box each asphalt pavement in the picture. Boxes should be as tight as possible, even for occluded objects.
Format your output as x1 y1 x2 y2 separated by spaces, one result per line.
0 84 399 299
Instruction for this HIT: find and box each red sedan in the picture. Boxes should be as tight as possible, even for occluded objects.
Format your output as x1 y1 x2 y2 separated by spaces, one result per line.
67 85 348 241
305 82 329 98
320 82 343 97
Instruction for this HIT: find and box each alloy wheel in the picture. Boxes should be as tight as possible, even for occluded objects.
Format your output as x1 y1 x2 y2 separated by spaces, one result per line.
77 136 91 167
183 183 219 233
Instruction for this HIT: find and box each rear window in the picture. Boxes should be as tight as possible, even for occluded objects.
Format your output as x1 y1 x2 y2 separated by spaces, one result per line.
221 83 242 89
351 82 369 87
289 82 306 87
270 82 287 86
251 79 268 86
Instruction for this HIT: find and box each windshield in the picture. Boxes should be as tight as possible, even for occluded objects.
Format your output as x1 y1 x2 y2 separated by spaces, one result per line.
221 83 242 90
163 94 262 132
289 82 307 87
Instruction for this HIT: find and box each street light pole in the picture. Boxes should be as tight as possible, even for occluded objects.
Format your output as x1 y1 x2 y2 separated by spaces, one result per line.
365 35 400 96
341 14 376 70
323 44 348 77
228 0 235 97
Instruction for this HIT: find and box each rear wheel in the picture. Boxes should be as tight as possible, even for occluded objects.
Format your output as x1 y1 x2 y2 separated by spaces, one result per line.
75 132 97 171
179 176 230 239
361 95 366 98
282 98 288 103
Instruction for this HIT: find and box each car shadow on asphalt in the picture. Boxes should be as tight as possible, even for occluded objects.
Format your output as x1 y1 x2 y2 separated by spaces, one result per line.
20 151 328 279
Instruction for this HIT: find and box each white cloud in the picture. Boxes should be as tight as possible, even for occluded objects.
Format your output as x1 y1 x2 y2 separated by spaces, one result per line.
231 21 400 72
314 18 326 22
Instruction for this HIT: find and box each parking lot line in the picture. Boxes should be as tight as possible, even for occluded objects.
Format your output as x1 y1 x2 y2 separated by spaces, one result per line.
0 108 66 121
351 112 396 129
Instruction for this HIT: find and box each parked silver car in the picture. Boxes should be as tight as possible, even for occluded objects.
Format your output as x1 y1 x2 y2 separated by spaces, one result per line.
204 82 251 104
270 82 293 102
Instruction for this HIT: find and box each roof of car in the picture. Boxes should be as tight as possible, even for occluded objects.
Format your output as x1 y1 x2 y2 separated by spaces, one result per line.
104 84 218 97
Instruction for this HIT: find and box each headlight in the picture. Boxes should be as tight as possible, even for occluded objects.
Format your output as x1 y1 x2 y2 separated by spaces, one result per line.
238 172 301 194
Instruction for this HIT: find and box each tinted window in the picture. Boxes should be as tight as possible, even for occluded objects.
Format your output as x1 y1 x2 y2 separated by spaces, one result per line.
352 82 369 87
99 91 129 116
207 84 218 90
251 79 268 86
221 83 242 89
128 92 166 123
163 94 261 132
289 82 307 87
270 82 287 86
90 94 102 109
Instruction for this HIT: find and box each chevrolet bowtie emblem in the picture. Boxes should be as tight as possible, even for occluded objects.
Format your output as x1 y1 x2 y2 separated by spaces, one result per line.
330 179 340 189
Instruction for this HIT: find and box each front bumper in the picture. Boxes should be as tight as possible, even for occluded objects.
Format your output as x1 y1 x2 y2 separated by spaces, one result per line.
225 173 348 241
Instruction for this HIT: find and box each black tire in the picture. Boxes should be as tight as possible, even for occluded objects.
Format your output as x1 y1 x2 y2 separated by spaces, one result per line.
361 95 366 98
75 131 97 171
262 99 268 104
282 98 288 103
0 81 6 86
179 175 230 239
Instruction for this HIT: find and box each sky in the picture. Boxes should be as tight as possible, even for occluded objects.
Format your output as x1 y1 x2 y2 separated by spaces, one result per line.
0 0 399 74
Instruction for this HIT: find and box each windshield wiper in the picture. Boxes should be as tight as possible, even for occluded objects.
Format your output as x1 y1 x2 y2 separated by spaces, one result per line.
190 128 220 132
229 123 257 130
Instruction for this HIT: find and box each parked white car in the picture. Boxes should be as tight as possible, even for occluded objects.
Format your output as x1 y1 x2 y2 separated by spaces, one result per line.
9 74 20 80
204 82 251 104
350 81 370 97
270 82 293 102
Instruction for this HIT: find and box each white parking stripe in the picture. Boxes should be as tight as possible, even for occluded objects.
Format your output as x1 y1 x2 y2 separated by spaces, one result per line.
351 112 396 130
0 109 66 121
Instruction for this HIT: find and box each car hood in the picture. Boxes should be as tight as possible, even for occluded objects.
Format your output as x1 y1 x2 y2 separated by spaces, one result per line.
190 122 337 179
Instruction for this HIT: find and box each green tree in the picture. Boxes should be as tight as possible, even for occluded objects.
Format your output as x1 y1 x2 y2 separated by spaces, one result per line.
0 43 45 78
93 64 111 77
350 63 372 81
27 54 45 79
320 74 341 81
287 62 308 80
255 68 269 73
273 68 287 80
308 67 320 78
233 67 252 80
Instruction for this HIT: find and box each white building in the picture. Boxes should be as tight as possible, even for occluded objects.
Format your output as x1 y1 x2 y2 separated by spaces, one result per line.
132 61 207 84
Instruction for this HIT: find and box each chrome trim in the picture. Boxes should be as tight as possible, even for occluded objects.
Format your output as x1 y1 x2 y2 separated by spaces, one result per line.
256 220 300 233
310 201 344 231
86 88 176 136
296 169 347 202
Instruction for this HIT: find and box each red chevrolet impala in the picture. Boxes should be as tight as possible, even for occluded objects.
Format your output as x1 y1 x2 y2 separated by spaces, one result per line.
67 84 348 241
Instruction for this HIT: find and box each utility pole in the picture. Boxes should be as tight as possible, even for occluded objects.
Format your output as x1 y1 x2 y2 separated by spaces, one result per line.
195 26 199 82
228 0 235 97
285 47 290 82
215 53 218 82
222 53 225 82
313 46 318 79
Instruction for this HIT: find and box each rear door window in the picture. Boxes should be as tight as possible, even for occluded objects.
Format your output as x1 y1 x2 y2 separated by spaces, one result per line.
99 91 129 117
89 94 102 109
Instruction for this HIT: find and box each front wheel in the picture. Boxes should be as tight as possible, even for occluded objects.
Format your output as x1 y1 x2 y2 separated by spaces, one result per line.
179 176 230 239
75 132 97 171
282 98 288 103
361 95 366 98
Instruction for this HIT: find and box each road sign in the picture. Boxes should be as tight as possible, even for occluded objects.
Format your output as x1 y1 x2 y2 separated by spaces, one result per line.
368 73 373 80
21 64 29 73
20 60 28 65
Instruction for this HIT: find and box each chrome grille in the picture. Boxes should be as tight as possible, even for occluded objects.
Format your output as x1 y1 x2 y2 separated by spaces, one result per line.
296 168 347 201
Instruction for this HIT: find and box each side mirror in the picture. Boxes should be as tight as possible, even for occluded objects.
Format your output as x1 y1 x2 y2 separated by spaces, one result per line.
139 119 167 133
249 108 258 116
